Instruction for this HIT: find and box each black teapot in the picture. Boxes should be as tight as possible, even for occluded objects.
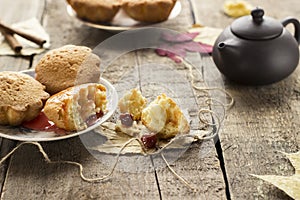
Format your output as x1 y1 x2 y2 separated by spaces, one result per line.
212 8 300 85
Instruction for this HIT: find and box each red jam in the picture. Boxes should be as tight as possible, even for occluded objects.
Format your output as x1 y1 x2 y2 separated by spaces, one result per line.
86 115 98 127
22 112 65 134
86 111 104 126
22 111 104 134
119 113 134 127
141 133 157 149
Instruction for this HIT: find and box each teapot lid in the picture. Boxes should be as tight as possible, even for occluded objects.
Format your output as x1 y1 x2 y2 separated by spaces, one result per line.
231 8 283 40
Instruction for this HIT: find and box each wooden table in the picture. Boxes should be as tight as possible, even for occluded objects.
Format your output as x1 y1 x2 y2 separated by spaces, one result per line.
0 0 299 199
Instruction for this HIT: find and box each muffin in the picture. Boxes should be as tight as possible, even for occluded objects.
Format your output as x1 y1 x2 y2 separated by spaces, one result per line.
43 83 107 131
35 45 101 95
122 0 177 23
67 0 122 23
118 88 147 121
0 71 49 126
141 93 189 139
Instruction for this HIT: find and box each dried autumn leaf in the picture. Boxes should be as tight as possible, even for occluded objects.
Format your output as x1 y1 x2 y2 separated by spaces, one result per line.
90 122 210 155
155 31 213 63
252 151 300 199
188 26 223 46
223 0 253 18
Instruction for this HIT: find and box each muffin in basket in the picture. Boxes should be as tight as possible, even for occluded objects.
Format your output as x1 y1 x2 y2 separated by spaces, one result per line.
67 0 122 23
35 45 101 95
0 71 49 126
122 0 177 23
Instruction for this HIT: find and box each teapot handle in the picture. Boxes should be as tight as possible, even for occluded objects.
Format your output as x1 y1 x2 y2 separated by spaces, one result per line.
282 17 300 44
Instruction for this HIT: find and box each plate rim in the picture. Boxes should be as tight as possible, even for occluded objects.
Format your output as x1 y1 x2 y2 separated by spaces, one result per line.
0 69 118 142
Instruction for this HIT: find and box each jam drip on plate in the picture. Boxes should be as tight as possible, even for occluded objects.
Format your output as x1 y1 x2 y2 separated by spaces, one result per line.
22 111 104 135
22 112 64 134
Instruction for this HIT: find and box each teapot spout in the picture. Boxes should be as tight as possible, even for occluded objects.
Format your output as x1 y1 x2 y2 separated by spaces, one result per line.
216 39 237 52
217 42 226 50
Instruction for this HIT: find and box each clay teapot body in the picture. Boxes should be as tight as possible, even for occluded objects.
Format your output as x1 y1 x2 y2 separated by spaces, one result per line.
212 8 300 85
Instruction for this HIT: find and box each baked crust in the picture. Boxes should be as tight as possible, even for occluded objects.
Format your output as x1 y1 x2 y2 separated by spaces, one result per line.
43 83 107 131
35 45 101 95
0 71 49 126
122 0 177 23
141 93 189 139
67 0 122 22
118 88 147 121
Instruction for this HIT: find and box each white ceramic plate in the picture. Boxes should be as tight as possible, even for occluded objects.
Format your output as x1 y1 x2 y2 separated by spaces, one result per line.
0 70 118 142
66 1 182 32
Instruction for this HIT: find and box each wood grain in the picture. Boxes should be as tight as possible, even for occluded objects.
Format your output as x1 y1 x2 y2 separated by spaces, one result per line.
0 0 45 195
194 0 300 199
136 49 226 199
1 138 160 199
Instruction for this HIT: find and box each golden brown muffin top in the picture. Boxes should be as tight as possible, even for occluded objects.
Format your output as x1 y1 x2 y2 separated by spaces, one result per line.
35 45 101 95
0 71 49 111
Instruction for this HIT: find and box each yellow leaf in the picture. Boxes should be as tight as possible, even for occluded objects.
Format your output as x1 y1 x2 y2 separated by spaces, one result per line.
223 0 253 18
283 151 300 174
252 151 300 199
188 26 222 46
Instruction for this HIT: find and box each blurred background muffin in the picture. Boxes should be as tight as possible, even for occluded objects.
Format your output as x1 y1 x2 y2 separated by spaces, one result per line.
122 0 177 23
67 0 122 23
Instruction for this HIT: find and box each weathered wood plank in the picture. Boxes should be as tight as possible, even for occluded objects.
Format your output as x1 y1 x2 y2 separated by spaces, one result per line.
194 0 300 199
1 138 160 199
158 142 226 199
1 0 228 199
136 49 226 199
0 57 30 71
221 80 299 200
0 139 16 195
0 0 46 196
132 1 228 197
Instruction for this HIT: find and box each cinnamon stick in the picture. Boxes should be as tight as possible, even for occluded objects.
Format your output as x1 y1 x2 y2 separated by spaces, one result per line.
0 22 46 47
0 29 22 53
